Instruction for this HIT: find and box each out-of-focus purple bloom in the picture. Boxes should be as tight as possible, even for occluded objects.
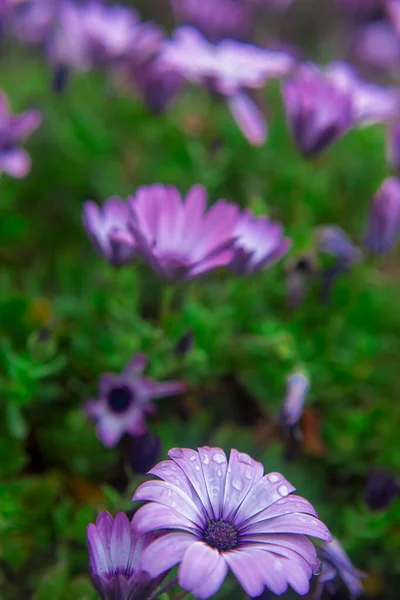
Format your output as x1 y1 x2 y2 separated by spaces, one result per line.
387 0 400 37
0 90 41 178
160 26 294 144
280 372 309 435
130 58 184 114
318 538 365 599
326 61 400 126
82 197 136 267
172 0 253 42
132 446 331 599
229 209 291 275
282 64 353 156
128 432 161 476
364 468 399 511
364 177 400 254
87 512 165 600
124 184 240 282
9 0 57 44
352 21 400 73
316 226 362 265
84 354 185 448
387 122 400 173
335 0 382 18
285 255 316 309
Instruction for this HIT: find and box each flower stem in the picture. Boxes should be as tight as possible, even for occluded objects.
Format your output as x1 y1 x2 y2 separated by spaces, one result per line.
148 576 178 600
159 285 174 330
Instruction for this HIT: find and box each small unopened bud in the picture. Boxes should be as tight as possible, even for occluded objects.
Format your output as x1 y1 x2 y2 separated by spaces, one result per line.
364 468 399 511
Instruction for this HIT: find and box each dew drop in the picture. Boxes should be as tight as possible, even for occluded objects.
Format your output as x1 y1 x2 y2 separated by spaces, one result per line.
160 489 170 497
237 453 252 465
189 455 197 462
172 501 177 508
268 474 280 483
273 560 283 571
232 477 244 492
278 485 289 496
217 469 222 477
276 499 287 505
245 469 252 480
211 486 219 496
195 465 201 471
228 467 232 473
202 455 210 465
213 453 226 465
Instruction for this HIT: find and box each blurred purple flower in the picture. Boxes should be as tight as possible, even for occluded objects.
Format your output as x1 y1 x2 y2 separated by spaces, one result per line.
364 177 400 254
387 122 400 173
230 209 291 275
84 354 185 447
130 58 184 114
171 0 253 42
0 90 41 178
160 26 294 144
87 512 165 600
364 468 399 511
128 432 162 476
280 372 309 436
132 446 331 599
318 538 365 599
352 21 400 73
316 226 362 265
125 184 240 282
82 197 136 267
9 0 57 44
282 64 353 156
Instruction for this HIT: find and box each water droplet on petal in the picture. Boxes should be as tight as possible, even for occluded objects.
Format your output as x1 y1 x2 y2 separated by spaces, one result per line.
160 489 169 497
189 455 197 462
268 474 280 483
278 485 289 496
213 452 226 465
195 465 201 471
172 501 177 508
217 469 222 476
211 486 219 495
273 560 283 571
228 467 232 473
237 452 252 465
245 469 252 480
276 499 287 505
232 477 244 492
202 455 210 465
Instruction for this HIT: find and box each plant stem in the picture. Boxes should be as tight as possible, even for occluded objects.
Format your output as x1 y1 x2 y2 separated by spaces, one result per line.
159 284 174 330
148 576 178 600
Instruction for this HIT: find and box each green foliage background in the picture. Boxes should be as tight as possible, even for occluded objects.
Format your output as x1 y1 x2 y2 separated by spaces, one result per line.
1 40 400 600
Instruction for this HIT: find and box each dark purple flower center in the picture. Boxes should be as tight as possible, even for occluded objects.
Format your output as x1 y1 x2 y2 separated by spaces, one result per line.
203 519 238 552
107 385 133 413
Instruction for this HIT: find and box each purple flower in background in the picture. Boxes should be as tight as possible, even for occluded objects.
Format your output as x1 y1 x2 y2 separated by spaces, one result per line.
387 122 400 173
0 90 41 178
82 197 136 267
364 177 400 254
160 26 294 144
364 468 399 511
282 64 353 156
87 512 165 600
130 58 184 114
128 432 162 476
126 184 240 282
230 210 291 275
171 0 253 42
280 372 309 438
318 538 365 599
9 0 57 44
351 21 400 73
132 446 331 599
84 354 185 447
316 226 361 265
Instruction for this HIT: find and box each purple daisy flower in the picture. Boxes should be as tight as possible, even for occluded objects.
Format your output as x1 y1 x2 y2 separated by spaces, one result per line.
83 197 136 267
282 64 353 156
84 354 185 448
0 90 41 178
132 446 331 599
87 511 166 600
229 209 291 275
126 184 240 282
364 177 400 254
318 538 366 599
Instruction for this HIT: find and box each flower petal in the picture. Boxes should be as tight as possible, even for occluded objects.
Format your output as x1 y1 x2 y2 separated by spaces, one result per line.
228 92 268 146
132 503 201 535
197 446 229 521
234 472 296 523
242 533 319 571
168 448 215 518
179 541 226 594
242 513 332 541
224 548 266 597
240 495 318 529
139 532 196 577
110 513 132 573
222 449 264 523
191 554 229 599
133 480 205 524
87 523 110 577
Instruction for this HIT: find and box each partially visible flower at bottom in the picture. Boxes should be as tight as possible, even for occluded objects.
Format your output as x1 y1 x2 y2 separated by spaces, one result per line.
132 446 331 599
317 538 366 599
87 512 166 600
84 354 185 447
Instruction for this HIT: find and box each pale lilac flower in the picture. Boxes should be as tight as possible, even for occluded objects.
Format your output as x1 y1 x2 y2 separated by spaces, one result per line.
326 61 400 126
0 90 41 178
82 197 136 267
132 446 331 599
84 354 185 448
387 122 400 173
352 22 400 73
172 0 253 42
87 512 165 600
280 372 309 435
230 209 291 275
282 64 353 156
318 538 365 599
125 184 240 282
364 177 400 254
160 26 294 144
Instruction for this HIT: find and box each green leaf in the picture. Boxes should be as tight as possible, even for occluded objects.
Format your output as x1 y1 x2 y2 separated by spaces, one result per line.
33 562 68 600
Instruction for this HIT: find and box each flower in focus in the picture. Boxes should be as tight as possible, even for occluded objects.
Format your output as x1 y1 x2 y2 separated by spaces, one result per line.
84 354 185 447
280 372 309 441
364 177 400 254
160 26 294 144
364 468 399 511
87 511 166 600
282 64 353 156
132 446 331 598
82 197 136 267
172 0 253 42
0 90 41 178
318 538 365 599
126 184 240 282
230 209 291 275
